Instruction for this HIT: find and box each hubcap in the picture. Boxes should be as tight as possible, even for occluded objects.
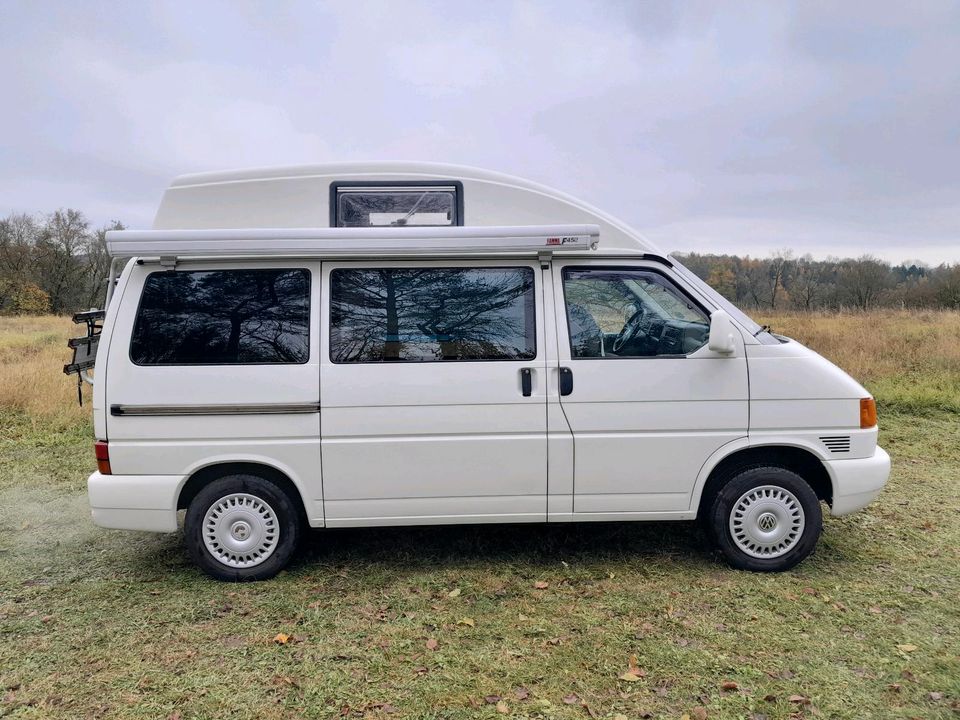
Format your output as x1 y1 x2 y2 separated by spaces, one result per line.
729 485 805 559
202 493 279 568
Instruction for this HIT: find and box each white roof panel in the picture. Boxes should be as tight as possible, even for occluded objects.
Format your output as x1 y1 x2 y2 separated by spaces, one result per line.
153 162 660 255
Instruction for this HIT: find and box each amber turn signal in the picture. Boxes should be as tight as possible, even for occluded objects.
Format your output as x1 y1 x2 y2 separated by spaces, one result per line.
94 440 112 475
860 398 877 429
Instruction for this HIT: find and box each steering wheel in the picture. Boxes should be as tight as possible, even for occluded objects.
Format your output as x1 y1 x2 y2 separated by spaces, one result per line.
613 307 646 353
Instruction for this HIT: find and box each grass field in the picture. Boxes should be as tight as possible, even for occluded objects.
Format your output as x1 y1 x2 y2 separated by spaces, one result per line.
1 312 958 719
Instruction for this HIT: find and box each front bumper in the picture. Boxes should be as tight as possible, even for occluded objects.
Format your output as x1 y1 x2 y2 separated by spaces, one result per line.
824 446 891 516
87 471 184 532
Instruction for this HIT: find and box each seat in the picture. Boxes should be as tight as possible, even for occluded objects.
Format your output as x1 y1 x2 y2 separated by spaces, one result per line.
567 303 603 357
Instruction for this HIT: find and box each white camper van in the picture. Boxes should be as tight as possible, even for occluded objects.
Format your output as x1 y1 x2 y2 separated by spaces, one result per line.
66 163 890 580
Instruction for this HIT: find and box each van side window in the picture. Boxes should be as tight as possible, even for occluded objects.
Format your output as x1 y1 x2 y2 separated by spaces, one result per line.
563 268 709 358
330 267 536 362
130 269 310 365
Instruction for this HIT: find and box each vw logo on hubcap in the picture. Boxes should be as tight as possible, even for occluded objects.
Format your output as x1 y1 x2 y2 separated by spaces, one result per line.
757 512 777 531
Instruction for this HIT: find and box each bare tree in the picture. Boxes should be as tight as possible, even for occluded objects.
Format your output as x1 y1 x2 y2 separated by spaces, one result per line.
34 209 90 313
767 249 793 309
791 254 832 310
837 255 892 310
83 221 124 308
934 264 960 309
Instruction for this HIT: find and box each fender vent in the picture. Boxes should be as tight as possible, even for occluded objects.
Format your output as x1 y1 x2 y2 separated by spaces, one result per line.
820 435 851 453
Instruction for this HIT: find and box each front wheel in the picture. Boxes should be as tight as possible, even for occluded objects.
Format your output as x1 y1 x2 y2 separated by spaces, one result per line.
706 466 822 572
184 474 302 581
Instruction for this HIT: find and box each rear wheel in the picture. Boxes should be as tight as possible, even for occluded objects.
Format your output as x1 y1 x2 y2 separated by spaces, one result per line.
706 466 822 572
184 474 302 581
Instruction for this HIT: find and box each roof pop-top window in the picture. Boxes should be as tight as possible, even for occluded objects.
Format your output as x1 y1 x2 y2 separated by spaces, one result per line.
331 182 462 227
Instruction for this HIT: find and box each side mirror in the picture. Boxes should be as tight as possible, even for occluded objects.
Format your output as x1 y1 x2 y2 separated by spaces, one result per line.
708 310 736 354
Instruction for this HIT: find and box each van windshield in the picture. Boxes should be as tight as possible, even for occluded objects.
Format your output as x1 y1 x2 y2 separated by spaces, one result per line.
669 256 780 343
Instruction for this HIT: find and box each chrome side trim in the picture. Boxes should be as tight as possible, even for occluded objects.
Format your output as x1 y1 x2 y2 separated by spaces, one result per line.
110 402 320 417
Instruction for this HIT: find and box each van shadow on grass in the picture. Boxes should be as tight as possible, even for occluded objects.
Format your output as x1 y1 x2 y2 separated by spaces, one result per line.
290 520 727 581
287 516 862 581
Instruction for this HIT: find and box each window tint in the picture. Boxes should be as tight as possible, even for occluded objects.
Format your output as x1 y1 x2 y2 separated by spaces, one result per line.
131 269 310 365
330 267 535 362
563 268 709 358
334 185 459 227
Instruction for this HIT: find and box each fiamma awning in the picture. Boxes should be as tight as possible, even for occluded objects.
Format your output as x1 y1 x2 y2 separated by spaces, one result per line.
105 224 600 259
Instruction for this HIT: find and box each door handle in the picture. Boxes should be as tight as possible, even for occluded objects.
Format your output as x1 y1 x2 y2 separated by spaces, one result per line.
520 367 532 397
559 367 573 396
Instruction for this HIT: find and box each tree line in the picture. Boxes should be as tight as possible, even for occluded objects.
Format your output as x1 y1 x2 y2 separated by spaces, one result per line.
2 209 959 314
675 250 960 310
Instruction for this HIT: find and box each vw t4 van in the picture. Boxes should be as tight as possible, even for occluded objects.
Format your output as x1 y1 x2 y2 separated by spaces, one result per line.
66 163 890 580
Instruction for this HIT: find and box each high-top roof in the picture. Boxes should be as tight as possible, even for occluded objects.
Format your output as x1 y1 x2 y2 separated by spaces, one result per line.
153 162 659 255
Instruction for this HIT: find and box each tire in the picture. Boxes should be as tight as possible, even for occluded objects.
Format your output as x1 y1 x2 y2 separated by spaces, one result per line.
184 474 302 581
706 466 822 572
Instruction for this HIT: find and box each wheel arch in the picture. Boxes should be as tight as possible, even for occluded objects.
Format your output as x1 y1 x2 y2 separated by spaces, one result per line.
692 443 833 518
176 460 309 524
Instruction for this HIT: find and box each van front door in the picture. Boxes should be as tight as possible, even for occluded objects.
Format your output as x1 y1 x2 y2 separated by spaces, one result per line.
551 261 749 517
320 260 548 526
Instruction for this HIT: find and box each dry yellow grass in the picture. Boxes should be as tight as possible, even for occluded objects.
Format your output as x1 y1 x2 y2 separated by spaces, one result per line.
0 315 89 427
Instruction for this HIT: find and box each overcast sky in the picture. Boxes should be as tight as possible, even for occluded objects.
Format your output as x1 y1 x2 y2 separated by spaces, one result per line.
2 1 958 264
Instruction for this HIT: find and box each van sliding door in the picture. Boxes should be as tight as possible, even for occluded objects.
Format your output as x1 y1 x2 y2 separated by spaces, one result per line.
319 260 549 526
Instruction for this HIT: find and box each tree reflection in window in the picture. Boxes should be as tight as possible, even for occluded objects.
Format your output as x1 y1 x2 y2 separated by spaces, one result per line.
131 269 310 365
330 268 535 362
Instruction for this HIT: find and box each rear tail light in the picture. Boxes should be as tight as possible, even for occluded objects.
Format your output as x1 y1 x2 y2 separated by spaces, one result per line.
94 440 112 475
860 398 877 429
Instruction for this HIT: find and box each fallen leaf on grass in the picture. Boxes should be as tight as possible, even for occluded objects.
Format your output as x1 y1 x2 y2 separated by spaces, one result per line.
619 654 647 681
495 701 509 714
788 695 810 705
562 693 580 705
425 638 439 651
513 687 530 700
457 617 475 627
273 633 290 645
447 588 461 598
691 706 708 720
534 581 549 589
929 691 943 701
897 643 918 653
484 695 502 704
763 694 777 702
